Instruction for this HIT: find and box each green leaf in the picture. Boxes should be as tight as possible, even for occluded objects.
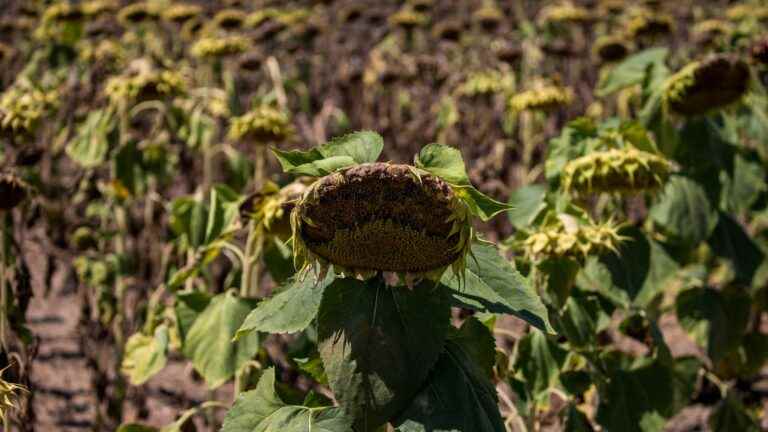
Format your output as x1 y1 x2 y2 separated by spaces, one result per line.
414 143 470 185
707 213 765 285
719 154 766 213
448 317 496 379
121 325 169 385
675 287 750 363
181 291 260 389
443 242 552 332
650 176 718 247
453 185 513 221
559 295 605 349
174 290 211 341
317 278 451 431
579 227 679 308
709 392 760 432
507 184 548 229
513 331 567 402
221 368 353 432
66 108 115 168
204 184 241 245
597 48 669 96
235 272 335 340
272 131 383 176
595 357 700 432
564 404 594 432
394 339 504 432
545 117 597 185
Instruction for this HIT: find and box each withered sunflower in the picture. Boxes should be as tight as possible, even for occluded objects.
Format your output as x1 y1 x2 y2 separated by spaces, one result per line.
663 55 750 117
0 173 29 211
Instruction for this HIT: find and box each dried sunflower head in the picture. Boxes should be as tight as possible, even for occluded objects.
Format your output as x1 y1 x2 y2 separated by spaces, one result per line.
508 84 573 112
691 19 732 46
473 3 504 31
117 2 159 26
103 62 186 105
389 8 428 30
562 146 673 195
626 11 673 39
751 36 768 65
228 105 293 142
81 0 117 17
211 8 248 31
663 55 750 117
457 70 515 97
190 35 249 59
726 4 768 22
0 85 59 134
292 162 472 280
162 3 203 25
42 2 85 24
0 173 29 211
0 43 14 64
432 19 464 42
0 367 26 423
593 35 631 63
519 214 625 262
538 4 593 25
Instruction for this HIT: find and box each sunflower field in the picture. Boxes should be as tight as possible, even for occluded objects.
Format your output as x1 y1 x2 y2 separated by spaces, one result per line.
1 0 768 431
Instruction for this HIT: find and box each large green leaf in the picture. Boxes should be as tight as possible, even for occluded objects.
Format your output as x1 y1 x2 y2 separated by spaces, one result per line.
595 357 700 432
507 184 548 229
221 368 353 432
414 143 470 185
513 331 567 402
650 176 718 246
235 272 335 340
272 131 383 176
675 287 750 363
578 227 679 308
596 48 669 96
448 317 496 379
317 278 451 431
707 213 764 285
708 392 760 432
121 325 169 385
181 291 260 388
66 108 115 168
394 335 504 432
443 242 552 332
174 290 211 341
559 295 608 350
719 154 766 214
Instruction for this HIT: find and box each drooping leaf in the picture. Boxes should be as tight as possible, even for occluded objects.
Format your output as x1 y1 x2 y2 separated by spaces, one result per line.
235 271 335 340
414 143 470 185
394 336 504 432
221 368 353 432
121 325 169 385
597 48 669 96
444 242 552 332
448 317 496 379
204 184 242 245
453 185 513 221
66 108 115 168
650 176 719 246
675 287 750 363
317 278 451 431
181 291 260 389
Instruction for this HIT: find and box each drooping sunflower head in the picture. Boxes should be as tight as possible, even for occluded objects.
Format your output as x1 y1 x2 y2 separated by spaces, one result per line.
162 3 203 25
562 146 673 195
519 214 625 262
593 35 631 63
389 7 428 30
457 69 515 97
117 2 159 26
190 35 249 59
0 173 29 211
103 63 186 105
626 11 674 40
292 163 472 280
81 0 117 17
227 105 293 142
473 3 504 31
241 180 308 242
508 83 573 113
211 8 248 32
0 43 14 64
663 55 750 117
0 85 59 134
538 4 593 26
751 36 768 65
691 19 732 47
432 19 464 42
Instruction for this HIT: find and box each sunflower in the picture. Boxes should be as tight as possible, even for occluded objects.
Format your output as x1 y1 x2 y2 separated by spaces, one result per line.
227 105 293 142
508 84 573 112
663 55 750 116
519 214 625 262
0 173 29 211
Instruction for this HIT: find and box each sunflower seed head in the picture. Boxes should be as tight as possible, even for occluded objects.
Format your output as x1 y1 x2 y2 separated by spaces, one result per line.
562 147 673 195
663 55 750 117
